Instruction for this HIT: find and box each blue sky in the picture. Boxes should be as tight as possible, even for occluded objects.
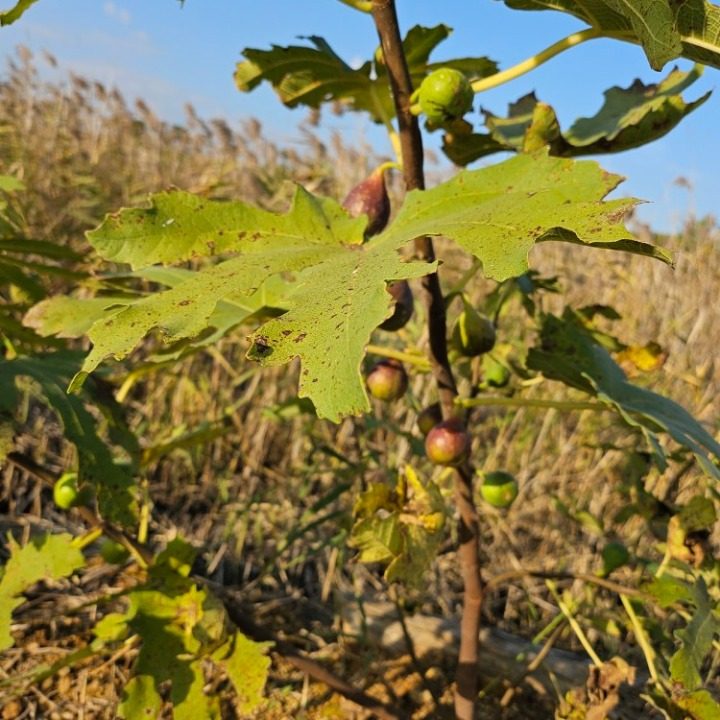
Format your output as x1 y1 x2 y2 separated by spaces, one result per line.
1 0 717 231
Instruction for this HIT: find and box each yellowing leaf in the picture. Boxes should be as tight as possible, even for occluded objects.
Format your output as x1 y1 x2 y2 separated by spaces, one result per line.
616 342 666 374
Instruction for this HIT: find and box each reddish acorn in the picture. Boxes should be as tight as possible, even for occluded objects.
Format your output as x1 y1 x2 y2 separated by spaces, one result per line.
342 165 390 237
379 280 414 331
417 402 443 436
366 359 408 402
425 418 471 466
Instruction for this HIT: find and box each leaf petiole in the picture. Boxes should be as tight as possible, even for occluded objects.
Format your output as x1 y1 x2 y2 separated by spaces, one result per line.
337 0 372 12
457 396 605 412
471 28 602 95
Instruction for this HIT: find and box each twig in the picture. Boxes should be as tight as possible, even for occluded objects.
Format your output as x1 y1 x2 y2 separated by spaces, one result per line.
620 593 659 684
366 343 431 371
486 568 648 599
546 581 602 668
457 396 605 412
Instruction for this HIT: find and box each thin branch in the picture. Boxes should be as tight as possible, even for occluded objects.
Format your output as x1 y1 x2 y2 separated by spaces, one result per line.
485 567 648 599
366 343 431 370
546 581 603 668
457 395 605 412
370 3 484 719
620 593 660 684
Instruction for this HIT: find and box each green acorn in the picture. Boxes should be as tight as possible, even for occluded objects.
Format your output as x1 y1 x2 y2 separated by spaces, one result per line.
366 359 408 402
479 470 518 509
452 298 496 357
417 68 473 124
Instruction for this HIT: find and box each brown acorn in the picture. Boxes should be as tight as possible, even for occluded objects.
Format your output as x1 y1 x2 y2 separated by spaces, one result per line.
366 359 408 402
425 418 470 466
342 165 390 238
379 280 414 331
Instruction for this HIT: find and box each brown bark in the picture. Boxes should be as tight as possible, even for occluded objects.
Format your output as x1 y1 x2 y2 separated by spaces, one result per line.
370 3 485 718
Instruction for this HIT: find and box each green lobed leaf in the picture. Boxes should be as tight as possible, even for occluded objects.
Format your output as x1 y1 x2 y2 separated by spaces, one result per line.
107 539 269 718
0 534 85 650
643 575 693 607
350 514 404 564
246 236 433 421
498 0 720 70
0 0 39 26
213 632 272 714
86 186 364 268
527 311 720 479
670 578 720 691
444 65 709 164
24 296 132 339
118 675 163 720
51 153 663 422
0 352 138 525
235 25 496 124
24 269 289 370
383 151 662 280
565 65 710 148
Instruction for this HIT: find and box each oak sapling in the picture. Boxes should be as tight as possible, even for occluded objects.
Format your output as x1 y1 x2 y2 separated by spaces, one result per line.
453 299 496 357
417 67 473 124
479 470 518 508
366 358 408 401
379 280 414 331
342 164 390 237
425 418 471 466
417 402 443 436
